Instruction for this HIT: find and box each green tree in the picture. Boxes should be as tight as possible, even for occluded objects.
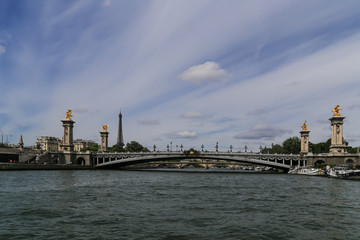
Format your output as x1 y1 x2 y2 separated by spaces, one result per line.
260 144 283 154
81 143 99 152
124 141 150 152
108 144 125 152
282 137 301 154
270 144 284 154
309 139 331 154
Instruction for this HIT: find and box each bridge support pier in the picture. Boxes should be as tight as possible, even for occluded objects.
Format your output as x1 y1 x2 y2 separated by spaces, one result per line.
100 131 109 152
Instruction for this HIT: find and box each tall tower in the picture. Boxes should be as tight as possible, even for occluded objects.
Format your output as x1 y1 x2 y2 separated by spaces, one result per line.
300 121 310 155
19 135 24 150
329 105 347 154
61 109 75 153
100 124 109 152
117 111 124 147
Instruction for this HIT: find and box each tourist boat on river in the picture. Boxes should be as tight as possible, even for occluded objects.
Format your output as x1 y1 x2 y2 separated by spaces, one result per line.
288 167 324 176
326 166 360 180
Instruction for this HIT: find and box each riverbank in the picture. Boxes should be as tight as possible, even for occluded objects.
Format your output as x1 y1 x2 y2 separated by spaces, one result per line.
0 163 91 170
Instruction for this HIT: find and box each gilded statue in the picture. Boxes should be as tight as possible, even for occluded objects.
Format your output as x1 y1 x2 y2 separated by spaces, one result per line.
301 121 308 131
102 124 109 132
65 109 72 120
332 105 342 116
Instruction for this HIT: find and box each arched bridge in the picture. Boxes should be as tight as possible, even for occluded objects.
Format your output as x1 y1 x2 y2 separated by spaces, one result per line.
94 151 305 172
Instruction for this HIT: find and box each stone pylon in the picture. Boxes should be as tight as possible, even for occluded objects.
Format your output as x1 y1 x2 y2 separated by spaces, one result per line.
329 105 347 154
300 121 310 155
100 125 109 152
61 110 75 153
19 135 24 150
117 111 124 147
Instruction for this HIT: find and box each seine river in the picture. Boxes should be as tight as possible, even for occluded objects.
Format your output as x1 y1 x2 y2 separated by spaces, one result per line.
1 170 359 240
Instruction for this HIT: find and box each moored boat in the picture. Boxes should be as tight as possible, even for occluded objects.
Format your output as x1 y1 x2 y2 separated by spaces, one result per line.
288 167 324 176
326 166 360 180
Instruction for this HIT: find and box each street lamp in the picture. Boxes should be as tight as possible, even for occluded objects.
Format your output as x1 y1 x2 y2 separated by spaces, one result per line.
0 129 3 144
180 144 183 151
201 144 204 152
215 142 218 152
245 145 248 152
230 145 233 152
6 134 12 145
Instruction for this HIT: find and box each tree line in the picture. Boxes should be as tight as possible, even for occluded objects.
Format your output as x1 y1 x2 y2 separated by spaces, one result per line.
81 140 150 153
260 137 358 154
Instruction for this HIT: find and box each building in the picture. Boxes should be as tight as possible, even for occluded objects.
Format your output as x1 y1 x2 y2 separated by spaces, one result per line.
74 139 97 152
36 136 61 152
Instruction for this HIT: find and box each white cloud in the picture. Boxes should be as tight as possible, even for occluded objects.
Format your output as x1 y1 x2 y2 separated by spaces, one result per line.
234 123 291 140
171 131 198 139
0 45 5 54
103 0 111 7
179 61 229 84
181 112 208 119
247 109 268 116
138 118 160 126
73 108 90 114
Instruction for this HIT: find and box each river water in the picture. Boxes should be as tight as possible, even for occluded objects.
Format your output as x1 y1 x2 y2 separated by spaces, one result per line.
0 170 359 240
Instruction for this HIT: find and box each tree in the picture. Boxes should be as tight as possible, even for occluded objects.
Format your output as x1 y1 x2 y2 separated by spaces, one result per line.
124 141 150 152
108 144 125 153
282 137 301 154
309 139 331 154
81 143 99 152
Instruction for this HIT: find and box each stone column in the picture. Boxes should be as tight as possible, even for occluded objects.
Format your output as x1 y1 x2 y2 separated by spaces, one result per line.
61 119 75 153
300 130 310 155
329 116 347 154
100 131 109 152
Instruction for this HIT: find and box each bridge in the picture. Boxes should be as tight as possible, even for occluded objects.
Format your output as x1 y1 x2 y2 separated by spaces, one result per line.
94 150 305 172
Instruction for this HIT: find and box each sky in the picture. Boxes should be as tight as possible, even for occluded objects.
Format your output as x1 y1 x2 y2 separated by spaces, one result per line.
1 0 360 152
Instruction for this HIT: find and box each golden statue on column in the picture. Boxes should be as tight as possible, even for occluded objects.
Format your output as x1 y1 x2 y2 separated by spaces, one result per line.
301 121 308 131
332 105 342 117
64 109 72 120
102 124 109 132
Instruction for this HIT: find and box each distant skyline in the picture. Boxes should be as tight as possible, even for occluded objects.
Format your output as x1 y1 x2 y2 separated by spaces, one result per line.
1 0 360 151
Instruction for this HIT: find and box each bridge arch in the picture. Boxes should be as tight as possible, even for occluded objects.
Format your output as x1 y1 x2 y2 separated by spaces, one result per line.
314 160 325 167
76 157 86 165
345 159 354 168
94 152 295 172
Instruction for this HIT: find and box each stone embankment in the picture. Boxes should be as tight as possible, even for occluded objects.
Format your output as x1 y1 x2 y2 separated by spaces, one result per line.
0 163 91 170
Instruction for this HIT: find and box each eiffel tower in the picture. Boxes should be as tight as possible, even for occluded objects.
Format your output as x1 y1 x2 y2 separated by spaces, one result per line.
117 111 125 147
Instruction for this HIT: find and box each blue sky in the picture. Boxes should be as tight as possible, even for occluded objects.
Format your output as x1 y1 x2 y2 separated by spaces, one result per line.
1 0 360 151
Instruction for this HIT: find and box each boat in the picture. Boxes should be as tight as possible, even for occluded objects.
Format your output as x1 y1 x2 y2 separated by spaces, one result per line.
288 167 324 176
326 166 360 180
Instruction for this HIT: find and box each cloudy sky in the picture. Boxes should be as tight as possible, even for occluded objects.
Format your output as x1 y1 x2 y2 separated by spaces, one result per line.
1 0 360 152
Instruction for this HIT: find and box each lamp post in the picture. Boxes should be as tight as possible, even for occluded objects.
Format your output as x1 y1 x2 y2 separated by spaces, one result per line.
201 144 204 152
245 145 248 152
170 142 172 152
0 129 3 144
215 142 218 152
230 145 233 152
166 144 169 152
6 134 12 145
